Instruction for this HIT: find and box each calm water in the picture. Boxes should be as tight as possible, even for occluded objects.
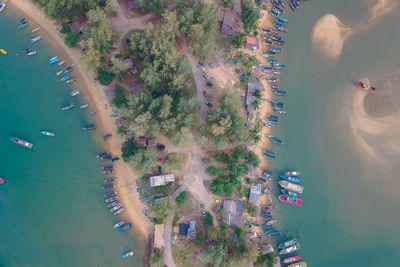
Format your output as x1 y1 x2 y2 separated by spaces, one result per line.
0 10 142 267
272 1 400 266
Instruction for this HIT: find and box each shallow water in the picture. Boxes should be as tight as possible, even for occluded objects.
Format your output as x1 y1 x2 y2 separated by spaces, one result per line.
269 1 400 266
0 10 142 267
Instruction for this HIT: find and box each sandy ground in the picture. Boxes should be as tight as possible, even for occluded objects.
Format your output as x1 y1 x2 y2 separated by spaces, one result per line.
367 0 399 23
9 0 151 241
312 14 352 59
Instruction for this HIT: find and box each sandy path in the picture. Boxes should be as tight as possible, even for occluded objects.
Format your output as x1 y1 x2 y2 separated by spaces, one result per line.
9 0 151 241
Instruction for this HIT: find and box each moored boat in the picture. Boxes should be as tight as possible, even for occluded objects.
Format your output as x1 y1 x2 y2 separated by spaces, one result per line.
282 255 303 264
285 170 301 176
97 152 110 159
61 103 74 111
0 2 6 13
58 60 65 66
113 219 126 229
281 188 301 199
265 219 277 225
278 195 302 206
71 89 80 96
56 70 63 76
265 134 283 145
27 51 37 56
114 207 125 215
83 123 96 130
264 153 276 160
41 130 55 137
0 49 7 55
10 137 33 149
32 27 40 33
119 222 133 232
60 75 70 81
265 205 276 210
274 90 286 96
64 66 72 73
104 177 117 183
279 180 303 193
105 196 119 203
280 175 303 184
288 261 307 267
103 184 115 190
122 250 134 259
89 111 96 116
278 238 298 249
0 177 5 184
80 104 89 109
110 204 122 212
104 191 116 198
107 201 121 208
110 157 120 162
279 243 300 255
66 77 76 83
30 35 42 43
18 22 29 29
49 56 58 64
356 80 376 92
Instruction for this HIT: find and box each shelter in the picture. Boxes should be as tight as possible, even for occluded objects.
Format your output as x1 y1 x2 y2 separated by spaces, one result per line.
187 221 196 240
149 174 175 187
136 137 147 148
154 224 165 249
222 200 244 227
249 186 262 205
219 11 241 36
245 36 260 50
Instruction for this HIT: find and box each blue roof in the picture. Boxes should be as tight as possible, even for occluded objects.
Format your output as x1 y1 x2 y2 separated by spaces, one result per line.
179 223 189 235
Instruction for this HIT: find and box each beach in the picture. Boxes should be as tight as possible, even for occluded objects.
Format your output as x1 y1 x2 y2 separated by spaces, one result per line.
8 0 151 241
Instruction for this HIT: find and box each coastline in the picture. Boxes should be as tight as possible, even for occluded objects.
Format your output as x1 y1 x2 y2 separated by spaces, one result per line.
8 0 151 242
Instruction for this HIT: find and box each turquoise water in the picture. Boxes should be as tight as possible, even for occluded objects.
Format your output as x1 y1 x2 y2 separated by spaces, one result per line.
0 10 142 267
271 1 400 266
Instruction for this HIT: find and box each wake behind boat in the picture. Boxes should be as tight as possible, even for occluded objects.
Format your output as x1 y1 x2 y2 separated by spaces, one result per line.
41 130 55 137
10 137 33 149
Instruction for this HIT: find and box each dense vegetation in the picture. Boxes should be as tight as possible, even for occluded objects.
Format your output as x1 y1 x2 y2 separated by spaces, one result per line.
241 1 260 30
38 0 107 20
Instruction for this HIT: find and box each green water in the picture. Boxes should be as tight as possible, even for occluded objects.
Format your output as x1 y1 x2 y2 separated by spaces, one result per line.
272 1 400 266
0 11 142 267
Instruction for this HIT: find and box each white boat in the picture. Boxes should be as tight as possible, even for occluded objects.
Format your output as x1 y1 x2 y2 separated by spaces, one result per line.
58 60 65 66
56 70 63 76
71 89 80 96
278 181 303 193
30 35 42 43
80 104 89 109
27 51 37 56
32 28 40 33
285 171 301 176
122 250 134 259
0 1 6 13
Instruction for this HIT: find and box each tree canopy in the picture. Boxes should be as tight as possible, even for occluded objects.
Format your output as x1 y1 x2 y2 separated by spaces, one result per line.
39 0 106 20
64 31 80 48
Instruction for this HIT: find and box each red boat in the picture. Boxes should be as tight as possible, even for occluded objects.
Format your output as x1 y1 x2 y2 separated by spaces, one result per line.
282 256 303 264
278 195 302 206
10 137 33 149
356 81 376 92
0 177 5 184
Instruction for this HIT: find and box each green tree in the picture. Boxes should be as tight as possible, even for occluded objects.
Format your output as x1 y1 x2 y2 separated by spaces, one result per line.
82 7 114 53
175 191 189 206
207 228 218 241
219 221 228 235
202 243 228 267
110 57 128 80
164 153 185 171
137 0 167 16
247 204 257 216
96 70 115 85
81 38 104 70
39 0 106 20
234 227 244 237
149 200 174 224
150 248 164 267
60 22 71 33
245 151 259 167
232 147 246 161
242 5 260 30
206 166 225 176
204 212 213 226
121 139 138 161
112 91 129 108
64 31 80 47
232 32 246 48
228 163 249 177
213 153 231 163
129 148 156 173
222 0 234 8
257 252 277 267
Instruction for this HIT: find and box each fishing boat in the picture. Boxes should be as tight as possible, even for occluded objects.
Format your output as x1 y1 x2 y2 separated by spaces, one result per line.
122 250 134 259
49 57 58 64
103 184 115 190
80 104 88 109
282 255 303 264
113 219 126 229
262 149 275 156
265 219 277 225
267 115 279 121
274 90 286 96
275 40 285 45
110 157 120 162
110 204 123 212
265 134 283 145
278 238 298 249
265 205 276 210
0 49 6 55
275 110 286 115
61 103 74 111
105 196 119 203
70 89 80 96
97 152 110 159
41 131 55 137
285 170 300 176
266 77 279 82
60 75 70 81
0 1 6 13
288 262 307 267
83 123 96 130
30 35 42 43
0 177 6 184
107 201 121 208
101 155 112 161
10 137 33 149
55 70 63 76
270 47 281 53
279 180 303 193
279 243 300 255
57 60 65 66
264 154 276 160
103 165 114 170
104 177 117 183
66 77 76 84
32 28 40 33
114 207 125 215
64 66 72 73
280 175 303 184
27 51 37 56
273 63 286 69
264 40 273 45
102 134 112 140
21 18 27 24
279 17 290 23
268 59 277 64
267 230 281 237
23 48 32 54
281 188 301 199
277 26 288 32
119 222 133 232
18 22 29 29
278 195 302 206
104 191 116 198
356 80 376 92
89 111 96 116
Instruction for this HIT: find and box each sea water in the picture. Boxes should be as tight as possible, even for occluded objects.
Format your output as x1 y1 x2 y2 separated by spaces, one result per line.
271 0 400 266
0 10 142 267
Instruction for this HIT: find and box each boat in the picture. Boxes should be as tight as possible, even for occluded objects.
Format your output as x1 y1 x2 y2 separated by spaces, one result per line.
41 131 55 137
280 175 303 184
66 77 76 84
0 49 6 55
264 154 276 160
278 238 298 249
27 51 37 56
114 207 125 215
18 22 29 29
70 89 80 96
0 177 5 184
282 255 303 264
285 170 301 176
104 177 117 183
110 157 120 162
104 191 116 198
10 137 33 149
23 48 32 54
270 47 281 53
21 18 27 24
265 134 283 145
267 115 279 121
265 219 277 225
281 188 301 199
32 28 40 33
279 17 290 23
97 152 110 159
273 63 286 69
100 155 112 161
89 111 96 116
122 250 134 259
267 230 281 237
56 70 63 76
110 204 122 212
49 57 58 64
288 261 307 267
119 222 133 232
278 195 302 206
266 77 279 82
64 66 72 73
274 90 286 96
103 165 114 170
102 134 112 140
58 60 65 66
107 201 121 208
279 180 303 193
83 124 96 130
105 196 119 203
61 103 74 111
265 205 276 210
113 219 126 229
0 1 6 13
60 75 70 81
30 35 42 42
356 80 376 92
103 184 115 190
279 243 300 255
262 149 275 156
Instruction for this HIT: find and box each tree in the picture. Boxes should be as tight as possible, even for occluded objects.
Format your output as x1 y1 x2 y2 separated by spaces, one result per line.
82 7 114 53
164 153 185 170
208 228 218 241
129 148 156 173
257 252 277 267
232 147 246 161
150 248 164 267
137 0 167 16
96 70 115 85
245 151 259 167
110 57 128 80
60 22 71 33
202 243 228 267
206 166 225 176
232 32 246 48
81 38 104 70
204 212 214 226
112 89 129 108
247 204 257 216
222 0 234 8
219 221 229 235
121 139 138 161
38 0 106 20
149 200 174 224
213 153 231 163
64 31 80 47
234 227 244 237
175 191 189 206
242 5 260 30
228 163 249 177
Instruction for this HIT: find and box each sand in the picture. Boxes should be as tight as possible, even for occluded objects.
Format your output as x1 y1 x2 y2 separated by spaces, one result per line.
8 0 151 241
312 14 352 59
367 0 399 24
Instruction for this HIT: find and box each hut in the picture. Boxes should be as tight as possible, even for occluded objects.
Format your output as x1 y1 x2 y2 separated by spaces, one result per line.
222 200 244 227
245 36 260 50
249 186 262 205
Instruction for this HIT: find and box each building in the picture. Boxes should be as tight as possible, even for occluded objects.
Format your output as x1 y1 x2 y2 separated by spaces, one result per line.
187 221 196 240
262 244 274 255
149 174 175 187
222 200 244 227
246 73 263 120
147 137 156 147
154 224 165 249
249 185 262 205
136 137 147 148
220 12 241 36
179 223 189 236
123 58 137 74
245 36 260 50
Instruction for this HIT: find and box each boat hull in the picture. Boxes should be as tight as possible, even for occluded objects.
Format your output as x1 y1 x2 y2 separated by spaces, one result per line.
278 195 302 206
10 137 33 149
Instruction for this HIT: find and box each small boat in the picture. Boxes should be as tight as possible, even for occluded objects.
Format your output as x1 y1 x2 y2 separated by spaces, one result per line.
97 152 110 159
18 22 29 29
104 191 116 198
0 49 6 55
265 205 276 210
262 149 275 156
60 75 70 81
264 41 273 45
267 115 279 121
102 134 112 141
107 201 121 208
281 188 301 199
265 219 277 225
114 207 125 215
274 90 286 96
285 170 301 176
273 71 281 75
105 196 119 203
10 137 33 149
266 77 279 82
110 157 120 163
264 154 276 160
279 180 303 193
21 18 27 24
110 204 122 212
103 184 115 190
275 40 285 45
277 26 288 32
268 59 277 64
278 238 298 249
80 104 88 109
279 17 290 23
279 243 300 255
290 0 299 11
102 165 114 170
71 89 80 96
0 177 6 184
113 219 126 229
32 28 40 33
122 250 134 259
89 111 96 116
265 134 283 145
273 63 286 69
267 230 281 237
119 222 133 232
278 195 302 206
104 177 117 183
58 60 65 66
135 180 140 191
41 131 55 137
83 124 96 130
288 262 307 267
64 66 72 73
49 57 58 64
66 77 76 84
27 51 37 56
61 103 74 111
280 175 303 184
23 48 32 54
100 155 112 161
356 80 376 92
282 255 303 264
0 2 6 13
275 109 286 115
56 70 63 76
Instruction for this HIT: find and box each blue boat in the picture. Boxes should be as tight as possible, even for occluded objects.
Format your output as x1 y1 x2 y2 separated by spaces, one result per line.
270 47 281 53
64 66 73 73
279 17 290 23
280 175 303 184
280 188 301 199
102 134 112 140
83 124 96 130
60 75 70 81
274 90 287 96
49 56 58 64
264 154 276 160
119 222 133 232
109 157 120 162
265 134 283 145
268 115 279 121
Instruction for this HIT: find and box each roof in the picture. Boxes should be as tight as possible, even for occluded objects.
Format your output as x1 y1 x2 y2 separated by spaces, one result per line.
154 224 165 249
222 200 244 227
104 86 116 100
136 137 147 147
246 36 257 45
263 244 274 255
249 186 261 205
149 174 175 187
164 174 175 183
189 221 196 229
123 58 134 68
70 21 83 33
220 11 241 36
147 137 156 146
179 223 189 235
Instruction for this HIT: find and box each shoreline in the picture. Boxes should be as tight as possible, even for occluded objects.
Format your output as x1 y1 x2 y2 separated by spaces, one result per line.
8 0 151 243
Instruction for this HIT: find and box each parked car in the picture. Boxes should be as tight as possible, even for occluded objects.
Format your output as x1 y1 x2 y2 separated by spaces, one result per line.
206 81 213 87
198 61 206 66
202 73 209 80
158 166 162 174
206 102 213 107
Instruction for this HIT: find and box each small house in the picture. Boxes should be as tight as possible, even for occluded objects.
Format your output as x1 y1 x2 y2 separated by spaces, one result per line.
249 186 262 205
179 223 190 236
149 174 175 187
123 58 137 74
245 36 260 50
222 200 244 227
187 221 196 240
136 137 147 148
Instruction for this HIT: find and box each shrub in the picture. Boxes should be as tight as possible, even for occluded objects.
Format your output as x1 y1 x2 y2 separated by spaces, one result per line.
96 70 115 85
242 5 260 30
207 166 225 176
64 31 80 48
208 228 218 241
60 22 71 34
121 139 138 161
112 93 128 108
245 151 259 167
222 0 234 8
175 191 189 206
231 32 246 48
213 153 231 163
234 227 244 237
204 213 214 226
